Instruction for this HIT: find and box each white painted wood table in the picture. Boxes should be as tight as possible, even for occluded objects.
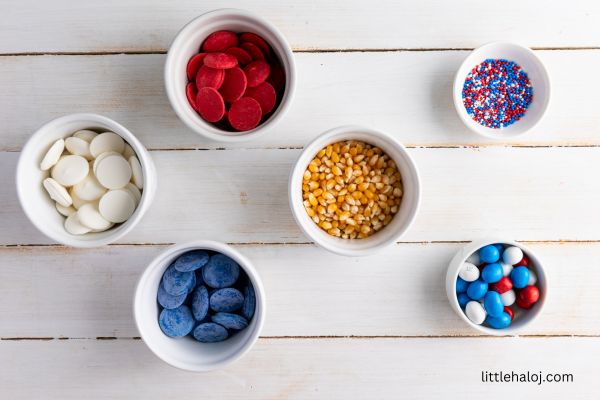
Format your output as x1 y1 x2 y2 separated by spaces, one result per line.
1 1 599 398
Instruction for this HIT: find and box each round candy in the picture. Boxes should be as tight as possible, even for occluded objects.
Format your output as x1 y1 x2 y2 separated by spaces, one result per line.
77 203 112 231
240 32 271 56
89 132 125 158
516 254 530 267
125 183 141 205
457 292 470 308
502 246 524 265
486 312 511 329
212 312 249 330
69 188 86 209
481 263 503 283
466 251 480 266
501 262 513 277
518 285 540 305
43 177 72 207
51 155 89 186
246 82 277 115
202 30 238 52
244 61 270 87
493 243 504 253
65 136 93 160
228 97 262 131
240 42 265 61
466 279 488 300
501 289 516 306
510 266 530 289
186 82 198 110
202 254 240 288
528 269 538 286
504 306 514 320
72 172 106 201
73 130 98 143
56 202 76 217
193 322 229 343
465 301 486 325
196 65 225 90
162 265 195 296
219 66 247 103
157 282 187 309
129 156 143 189
268 64 285 93
173 250 210 272
479 245 500 263
98 189 136 223
242 285 256 320
191 286 209 321
490 276 513 294
159 305 195 338
186 53 207 80
40 139 65 171
455 277 469 293
483 291 504 317
95 154 132 189
210 288 244 312
225 47 253 66
204 52 238 69
64 213 92 235
458 262 479 282
196 87 225 122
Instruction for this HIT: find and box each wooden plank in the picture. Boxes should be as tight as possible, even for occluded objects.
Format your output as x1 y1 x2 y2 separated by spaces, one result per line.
0 337 593 398
3 146 600 245
2 0 600 53
2 51 600 151
0 243 597 338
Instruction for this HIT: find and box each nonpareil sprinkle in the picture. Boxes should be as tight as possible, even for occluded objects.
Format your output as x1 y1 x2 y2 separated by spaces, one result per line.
462 59 533 129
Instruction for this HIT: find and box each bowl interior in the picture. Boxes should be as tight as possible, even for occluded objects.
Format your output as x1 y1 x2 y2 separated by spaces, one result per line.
16 114 154 246
134 242 265 371
165 9 295 140
453 42 550 138
290 127 420 256
446 239 548 335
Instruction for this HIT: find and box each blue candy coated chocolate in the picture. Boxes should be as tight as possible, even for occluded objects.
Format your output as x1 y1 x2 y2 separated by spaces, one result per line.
481 263 503 283
193 322 229 343
492 243 504 253
162 265 194 296
202 254 240 288
510 266 530 289
157 281 187 309
457 292 470 308
173 250 210 272
159 305 195 338
456 277 469 293
210 288 244 312
466 279 488 300
242 285 255 320
479 245 500 263
212 312 249 330
486 312 512 329
483 291 504 317
191 286 209 321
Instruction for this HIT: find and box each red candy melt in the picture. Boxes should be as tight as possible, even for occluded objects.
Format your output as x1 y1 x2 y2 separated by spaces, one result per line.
196 65 225 89
196 87 225 122
228 97 262 131
240 42 265 61
244 61 271 87
225 47 253 66
219 67 248 103
202 30 238 52
490 276 513 294
246 82 277 115
186 53 207 81
203 53 238 69
240 32 271 56
186 83 198 110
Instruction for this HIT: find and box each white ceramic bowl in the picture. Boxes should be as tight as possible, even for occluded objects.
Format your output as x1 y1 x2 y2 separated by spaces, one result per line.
134 240 266 372
165 8 296 142
453 42 551 139
445 238 548 335
289 125 421 257
16 113 157 247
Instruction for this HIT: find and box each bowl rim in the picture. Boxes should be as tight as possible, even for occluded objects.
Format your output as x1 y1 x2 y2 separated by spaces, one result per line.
446 237 549 336
288 125 421 257
133 240 266 372
15 112 156 248
452 41 552 139
164 8 297 142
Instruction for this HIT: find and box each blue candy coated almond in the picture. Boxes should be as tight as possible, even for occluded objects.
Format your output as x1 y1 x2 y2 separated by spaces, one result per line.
159 305 195 338
481 263 503 283
486 312 511 329
479 245 500 263
210 288 244 312
202 254 240 289
242 285 256 320
483 291 504 317
212 312 249 330
162 265 195 296
173 250 210 272
157 281 187 309
193 322 229 343
456 277 469 293
191 286 209 321
510 266 530 289
466 280 488 300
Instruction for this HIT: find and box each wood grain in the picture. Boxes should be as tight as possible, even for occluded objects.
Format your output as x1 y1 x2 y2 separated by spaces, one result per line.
2 51 600 151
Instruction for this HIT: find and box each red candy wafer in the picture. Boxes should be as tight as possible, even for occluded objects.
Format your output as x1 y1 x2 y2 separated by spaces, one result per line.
196 87 225 122
246 82 276 114
219 67 247 103
196 65 225 89
186 83 198 110
244 61 270 87
240 32 271 56
186 53 207 81
225 47 253 66
202 30 238 52
228 97 262 131
240 42 265 61
203 53 238 69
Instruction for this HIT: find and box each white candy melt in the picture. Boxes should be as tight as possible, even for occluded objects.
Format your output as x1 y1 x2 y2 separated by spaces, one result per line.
89 132 125 158
64 213 92 235
465 301 486 325
69 188 86 210
51 155 89 186
122 143 135 159
43 178 72 207
55 203 76 217
40 139 64 171
73 129 98 143
95 154 132 189
458 262 479 282
99 189 135 223
129 156 143 189
65 136 93 160
125 182 142 205
77 203 112 231
72 172 106 201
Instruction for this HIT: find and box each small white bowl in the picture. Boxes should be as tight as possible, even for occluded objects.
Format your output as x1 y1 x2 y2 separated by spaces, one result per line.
289 125 421 257
445 238 548 335
16 113 157 247
133 240 266 372
453 42 551 139
165 8 296 142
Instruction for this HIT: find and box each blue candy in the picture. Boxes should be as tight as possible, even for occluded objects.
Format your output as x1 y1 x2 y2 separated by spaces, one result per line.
159 305 195 338
481 263 503 283
191 286 209 321
456 277 469 293
483 291 504 317
173 250 210 272
162 265 194 296
195 269 205 287
510 266 530 289
242 285 256 320
466 279 488 300
202 254 240 288
210 288 244 312
212 312 249 330
479 245 500 263
186 271 196 293
193 322 229 343
486 312 511 329
157 281 187 309
457 293 470 308
492 243 504 253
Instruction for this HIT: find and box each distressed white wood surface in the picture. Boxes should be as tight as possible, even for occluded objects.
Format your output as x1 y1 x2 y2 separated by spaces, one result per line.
0 338 593 399
0 243 598 338
2 50 600 151
2 0 600 53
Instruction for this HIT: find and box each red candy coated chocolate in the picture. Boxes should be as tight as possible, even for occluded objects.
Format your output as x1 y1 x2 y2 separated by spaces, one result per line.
186 82 198 110
244 61 271 88
246 82 277 115
518 285 540 305
515 254 530 267
490 276 513 294
240 32 271 56
202 30 238 52
196 65 225 89
240 42 265 61
515 295 533 309
226 47 253 66
219 67 248 103
196 87 225 122
203 53 238 69
186 53 207 81
504 306 514 320
228 97 262 131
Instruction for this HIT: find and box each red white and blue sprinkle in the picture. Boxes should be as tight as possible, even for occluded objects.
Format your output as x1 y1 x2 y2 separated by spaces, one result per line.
462 59 533 129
